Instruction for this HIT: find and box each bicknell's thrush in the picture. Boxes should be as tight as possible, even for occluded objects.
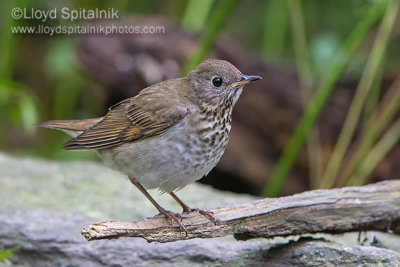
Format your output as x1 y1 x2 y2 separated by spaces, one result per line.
37 59 261 233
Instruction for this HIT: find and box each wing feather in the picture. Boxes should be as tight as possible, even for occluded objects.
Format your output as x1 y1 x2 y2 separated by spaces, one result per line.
63 98 187 151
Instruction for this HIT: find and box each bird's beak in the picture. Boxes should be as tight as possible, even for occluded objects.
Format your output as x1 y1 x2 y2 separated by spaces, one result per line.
227 75 262 88
242 75 262 83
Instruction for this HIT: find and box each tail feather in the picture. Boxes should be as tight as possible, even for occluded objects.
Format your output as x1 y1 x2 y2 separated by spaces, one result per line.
36 118 102 131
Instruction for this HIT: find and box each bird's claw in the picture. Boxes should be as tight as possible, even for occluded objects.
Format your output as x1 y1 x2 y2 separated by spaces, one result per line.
158 209 187 234
183 208 218 225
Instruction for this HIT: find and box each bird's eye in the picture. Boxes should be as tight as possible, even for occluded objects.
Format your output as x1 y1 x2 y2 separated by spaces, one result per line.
212 77 223 87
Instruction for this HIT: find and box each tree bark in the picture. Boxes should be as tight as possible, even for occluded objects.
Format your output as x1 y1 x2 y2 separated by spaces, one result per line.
82 180 400 243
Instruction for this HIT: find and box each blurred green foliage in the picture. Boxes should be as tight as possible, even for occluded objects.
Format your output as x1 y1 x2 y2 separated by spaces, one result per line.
0 0 399 195
181 0 214 31
183 0 236 74
320 0 398 189
264 0 387 196
0 250 13 261
262 0 289 61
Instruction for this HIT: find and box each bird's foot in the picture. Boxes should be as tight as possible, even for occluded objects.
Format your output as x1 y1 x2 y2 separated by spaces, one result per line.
183 208 218 225
158 208 187 234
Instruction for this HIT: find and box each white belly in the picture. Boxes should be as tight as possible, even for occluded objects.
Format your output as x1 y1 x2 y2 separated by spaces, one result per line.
97 121 224 193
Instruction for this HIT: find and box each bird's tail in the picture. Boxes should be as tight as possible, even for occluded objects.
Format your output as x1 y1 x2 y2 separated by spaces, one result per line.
36 118 102 137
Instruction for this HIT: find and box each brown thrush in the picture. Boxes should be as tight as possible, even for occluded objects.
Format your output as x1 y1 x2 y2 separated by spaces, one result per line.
37 59 261 233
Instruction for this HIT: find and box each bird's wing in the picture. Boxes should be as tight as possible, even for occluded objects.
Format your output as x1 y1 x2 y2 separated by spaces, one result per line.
63 97 188 151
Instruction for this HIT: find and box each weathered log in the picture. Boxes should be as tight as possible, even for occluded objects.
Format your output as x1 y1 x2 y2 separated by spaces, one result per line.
82 180 400 243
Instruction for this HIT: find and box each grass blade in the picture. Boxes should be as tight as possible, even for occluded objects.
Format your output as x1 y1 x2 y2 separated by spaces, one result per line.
182 0 236 75
338 75 400 186
347 116 400 186
320 0 398 189
287 0 322 188
262 1 386 197
181 0 214 31
262 0 289 60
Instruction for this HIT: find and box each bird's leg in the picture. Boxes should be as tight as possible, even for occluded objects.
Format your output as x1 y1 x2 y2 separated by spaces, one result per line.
169 192 217 224
129 177 187 233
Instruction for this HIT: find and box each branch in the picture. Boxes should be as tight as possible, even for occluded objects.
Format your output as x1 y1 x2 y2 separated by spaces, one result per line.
82 180 400 243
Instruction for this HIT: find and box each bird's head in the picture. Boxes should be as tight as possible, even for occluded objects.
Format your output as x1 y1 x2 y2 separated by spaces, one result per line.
185 59 261 108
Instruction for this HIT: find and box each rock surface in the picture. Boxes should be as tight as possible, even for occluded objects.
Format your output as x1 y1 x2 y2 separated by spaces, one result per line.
0 153 399 266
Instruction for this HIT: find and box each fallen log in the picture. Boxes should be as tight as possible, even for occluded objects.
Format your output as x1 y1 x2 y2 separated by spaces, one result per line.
82 180 400 243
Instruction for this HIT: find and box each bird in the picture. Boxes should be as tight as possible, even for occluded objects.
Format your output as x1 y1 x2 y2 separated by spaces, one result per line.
37 59 261 233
